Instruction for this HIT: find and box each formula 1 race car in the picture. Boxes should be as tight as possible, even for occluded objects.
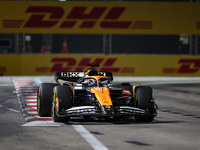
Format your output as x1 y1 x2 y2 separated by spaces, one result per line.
37 65 157 122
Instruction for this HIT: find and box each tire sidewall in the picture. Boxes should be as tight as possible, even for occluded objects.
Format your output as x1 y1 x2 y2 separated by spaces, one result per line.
136 86 154 113
135 86 155 122
52 86 72 122
37 83 57 117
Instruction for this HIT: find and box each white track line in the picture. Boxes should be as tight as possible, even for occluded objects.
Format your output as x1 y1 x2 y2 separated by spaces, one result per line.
72 125 109 150
6 108 21 113
33 79 109 150
0 104 21 113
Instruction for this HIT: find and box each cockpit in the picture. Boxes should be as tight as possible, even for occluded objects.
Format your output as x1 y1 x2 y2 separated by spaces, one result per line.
78 76 111 88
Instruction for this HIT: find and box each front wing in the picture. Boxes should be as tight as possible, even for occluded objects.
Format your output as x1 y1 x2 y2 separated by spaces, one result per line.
55 106 154 118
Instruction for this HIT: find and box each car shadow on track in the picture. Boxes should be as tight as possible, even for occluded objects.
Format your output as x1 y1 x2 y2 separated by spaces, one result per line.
66 117 184 125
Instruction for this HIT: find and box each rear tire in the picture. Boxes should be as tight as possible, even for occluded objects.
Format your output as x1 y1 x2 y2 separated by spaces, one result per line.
37 83 58 117
134 86 155 122
52 86 72 122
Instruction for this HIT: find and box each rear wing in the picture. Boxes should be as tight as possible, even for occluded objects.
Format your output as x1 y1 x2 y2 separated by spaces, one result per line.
54 72 85 82
54 71 113 82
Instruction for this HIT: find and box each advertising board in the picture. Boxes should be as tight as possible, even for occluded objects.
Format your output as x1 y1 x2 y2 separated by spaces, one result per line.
1 54 200 76
0 2 200 34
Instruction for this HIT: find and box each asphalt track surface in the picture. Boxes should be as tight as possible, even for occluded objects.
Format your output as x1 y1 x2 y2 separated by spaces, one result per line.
0 76 200 150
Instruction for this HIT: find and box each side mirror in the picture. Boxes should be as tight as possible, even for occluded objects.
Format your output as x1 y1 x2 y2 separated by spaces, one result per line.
78 78 84 83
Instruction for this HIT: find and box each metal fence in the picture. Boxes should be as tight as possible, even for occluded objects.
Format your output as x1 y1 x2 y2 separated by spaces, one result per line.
0 33 199 55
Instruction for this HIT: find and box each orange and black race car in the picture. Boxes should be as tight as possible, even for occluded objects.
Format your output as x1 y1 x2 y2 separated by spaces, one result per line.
37 65 157 122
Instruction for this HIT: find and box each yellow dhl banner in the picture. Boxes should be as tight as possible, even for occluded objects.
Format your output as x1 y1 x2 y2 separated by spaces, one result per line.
1 54 200 76
0 2 200 34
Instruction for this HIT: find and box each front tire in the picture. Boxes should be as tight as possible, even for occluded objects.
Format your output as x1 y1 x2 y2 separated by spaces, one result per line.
52 86 72 122
37 83 57 117
134 86 155 122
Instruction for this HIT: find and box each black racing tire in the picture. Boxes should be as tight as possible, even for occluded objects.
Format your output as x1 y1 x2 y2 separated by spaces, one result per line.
134 86 155 122
37 83 58 117
52 86 72 122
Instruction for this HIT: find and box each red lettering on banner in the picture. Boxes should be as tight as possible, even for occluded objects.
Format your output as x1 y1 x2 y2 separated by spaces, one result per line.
163 68 176 74
101 58 120 72
196 21 200 30
104 7 126 19
0 66 6 72
100 21 132 28
80 21 96 28
132 21 152 29
3 6 152 30
74 58 104 71
36 67 49 73
37 57 134 74
101 7 132 28
61 7 106 28
60 6 132 29
50 58 76 72
163 59 200 74
24 6 64 28
67 7 106 19
60 21 76 28
178 59 200 73
3 20 24 28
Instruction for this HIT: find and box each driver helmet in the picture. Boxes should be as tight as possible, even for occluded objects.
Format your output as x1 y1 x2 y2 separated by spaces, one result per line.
87 79 97 87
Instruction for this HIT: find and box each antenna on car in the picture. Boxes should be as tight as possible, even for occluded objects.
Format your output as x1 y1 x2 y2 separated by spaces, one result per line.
86 64 99 76
87 64 99 70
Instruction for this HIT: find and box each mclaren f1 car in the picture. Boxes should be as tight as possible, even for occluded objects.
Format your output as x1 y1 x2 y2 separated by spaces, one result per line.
37 65 157 122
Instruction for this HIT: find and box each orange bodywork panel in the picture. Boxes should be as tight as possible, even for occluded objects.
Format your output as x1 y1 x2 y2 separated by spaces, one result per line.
122 90 131 95
90 87 113 106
